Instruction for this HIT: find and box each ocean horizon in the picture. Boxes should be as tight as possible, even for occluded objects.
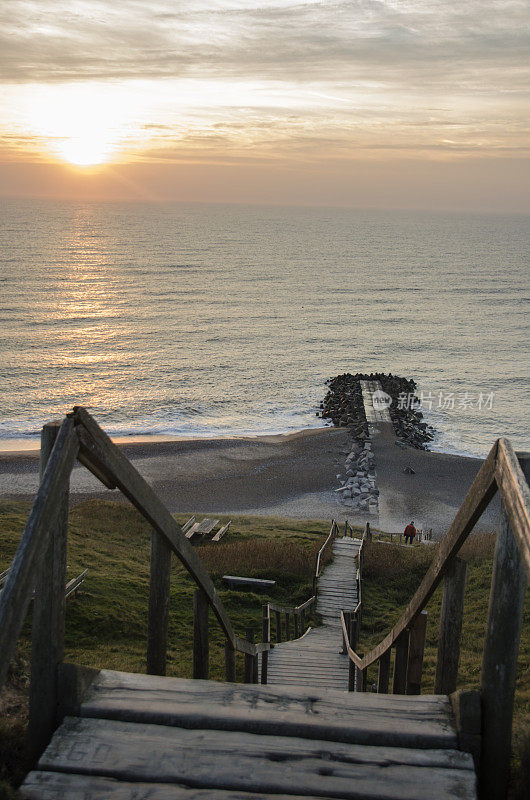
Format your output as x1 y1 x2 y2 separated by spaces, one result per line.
1 199 528 459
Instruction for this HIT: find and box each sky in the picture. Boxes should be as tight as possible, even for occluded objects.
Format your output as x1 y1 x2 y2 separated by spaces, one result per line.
0 0 529 211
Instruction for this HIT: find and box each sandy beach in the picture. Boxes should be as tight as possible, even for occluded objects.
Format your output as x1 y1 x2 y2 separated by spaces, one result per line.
0 425 499 535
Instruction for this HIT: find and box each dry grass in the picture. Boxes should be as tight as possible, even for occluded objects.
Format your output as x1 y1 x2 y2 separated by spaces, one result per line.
197 537 321 581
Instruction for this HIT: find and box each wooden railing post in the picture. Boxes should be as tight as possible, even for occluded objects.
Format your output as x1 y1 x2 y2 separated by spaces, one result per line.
28 422 69 763
285 612 291 641
244 628 256 683
377 650 391 693
193 589 209 679
275 610 282 643
355 661 367 692
224 641 236 682
435 557 467 694
261 605 270 685
300 608 305 632
480 491 528 800
392 629 410 695
147 530 172 675
406 611 427 695
293 613 299 639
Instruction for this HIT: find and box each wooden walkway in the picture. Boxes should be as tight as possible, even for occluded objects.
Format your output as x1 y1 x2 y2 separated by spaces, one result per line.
265 536 360 690
21 534 477 799
22 670 476 800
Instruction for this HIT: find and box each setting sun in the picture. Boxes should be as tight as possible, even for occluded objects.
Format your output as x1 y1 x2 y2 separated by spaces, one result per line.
23 83 136 166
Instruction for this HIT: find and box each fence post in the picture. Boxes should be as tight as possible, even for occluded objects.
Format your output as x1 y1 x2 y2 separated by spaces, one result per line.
244 628 255 683
193 589 209 679
392 629 410 694
407 611 428 695
377 650 391 693
147 530 172 675
293 613 299 639
480 487 528 800
435 557 467 694
275 610 282 643
261 605 270 685
285 613 291 641
28 422 69 763
224 641 236 682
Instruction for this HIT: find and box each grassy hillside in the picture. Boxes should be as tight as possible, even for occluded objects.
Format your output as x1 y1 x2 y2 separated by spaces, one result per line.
1 499 529 797
360 537 530 798
0 498 334 796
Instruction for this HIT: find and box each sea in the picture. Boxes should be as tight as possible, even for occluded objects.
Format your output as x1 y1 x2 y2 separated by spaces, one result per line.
0 199 528 458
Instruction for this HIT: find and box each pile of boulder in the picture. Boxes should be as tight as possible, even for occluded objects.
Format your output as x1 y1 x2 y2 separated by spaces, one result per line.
318 372 436 450
336 437 379 514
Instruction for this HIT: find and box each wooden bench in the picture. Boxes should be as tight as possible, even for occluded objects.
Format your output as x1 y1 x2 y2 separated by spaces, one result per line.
0 568 87 600
222 575 276 590
184 518 220 539
211 522 231 542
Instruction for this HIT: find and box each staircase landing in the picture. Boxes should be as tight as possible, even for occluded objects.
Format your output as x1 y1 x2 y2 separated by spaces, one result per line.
266 536 360 690
21 669 476 800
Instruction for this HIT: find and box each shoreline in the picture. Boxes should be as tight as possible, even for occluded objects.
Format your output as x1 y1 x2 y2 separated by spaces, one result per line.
0 425 499 534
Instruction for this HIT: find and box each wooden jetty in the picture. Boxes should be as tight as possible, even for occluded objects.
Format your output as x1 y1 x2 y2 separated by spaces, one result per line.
0 407 528 800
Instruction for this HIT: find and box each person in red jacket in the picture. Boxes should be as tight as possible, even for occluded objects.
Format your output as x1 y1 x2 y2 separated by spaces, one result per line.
404 521 416 545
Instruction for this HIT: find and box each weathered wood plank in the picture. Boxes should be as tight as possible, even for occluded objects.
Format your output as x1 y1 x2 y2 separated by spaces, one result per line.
480 495 527 800
28 421 71 762
37 716 476 800
180 517 195 534
0 417 79 693
147 530 171 676
435 558 467 695
495 443 530 579
21 771 341 800
392 630 410 695
406 610 427 695
80 670 458 749
357 442 498 670
73 408 240 649
193 589 209 680
211 522 230 542
64 569 88 600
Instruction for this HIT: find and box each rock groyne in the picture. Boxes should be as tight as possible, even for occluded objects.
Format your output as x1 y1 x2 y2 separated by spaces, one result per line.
318 372 437 516
318 372 436 450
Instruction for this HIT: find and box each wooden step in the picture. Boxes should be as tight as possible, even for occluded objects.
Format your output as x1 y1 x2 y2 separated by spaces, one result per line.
25 717 476 799
76 670 459 750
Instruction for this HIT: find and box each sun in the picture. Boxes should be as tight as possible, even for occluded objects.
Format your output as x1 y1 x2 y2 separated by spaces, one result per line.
56 137 113 167
25 83 135 167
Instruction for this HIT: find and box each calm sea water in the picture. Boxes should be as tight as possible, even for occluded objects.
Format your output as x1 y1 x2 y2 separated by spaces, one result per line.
0 199 528 457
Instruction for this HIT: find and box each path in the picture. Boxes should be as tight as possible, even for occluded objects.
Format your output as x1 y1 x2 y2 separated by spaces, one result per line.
21 533 477 799
266 536 360 690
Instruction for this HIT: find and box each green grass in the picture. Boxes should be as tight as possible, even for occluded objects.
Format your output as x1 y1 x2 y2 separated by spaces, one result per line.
0 498 334 791
360 536 530 797
2 499 529 796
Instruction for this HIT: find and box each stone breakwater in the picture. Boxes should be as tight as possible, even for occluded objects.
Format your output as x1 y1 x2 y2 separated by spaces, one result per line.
317 372 436 450
317 372 437 515
335 433 378 514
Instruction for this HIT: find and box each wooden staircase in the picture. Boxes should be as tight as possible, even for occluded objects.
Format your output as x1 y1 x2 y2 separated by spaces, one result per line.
1 409 528 800
21 669 476 800
265 537 360 690
20 532 476 799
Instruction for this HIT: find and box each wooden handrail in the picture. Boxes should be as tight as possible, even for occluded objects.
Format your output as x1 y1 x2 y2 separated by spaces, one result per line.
495 439 530 577
0 417 79 690
314 520 338 588
268 596 316 615
73 407 269 660
345 442 502 671
0 408 272 703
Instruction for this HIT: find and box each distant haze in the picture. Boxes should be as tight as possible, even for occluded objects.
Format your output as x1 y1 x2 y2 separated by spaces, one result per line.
0 1 529 212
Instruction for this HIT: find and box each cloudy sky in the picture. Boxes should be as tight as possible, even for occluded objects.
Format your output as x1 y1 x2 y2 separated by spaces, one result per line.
0 0 529 210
